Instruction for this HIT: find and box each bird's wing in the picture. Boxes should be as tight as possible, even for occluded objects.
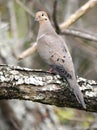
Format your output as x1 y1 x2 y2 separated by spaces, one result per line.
41 33 74 74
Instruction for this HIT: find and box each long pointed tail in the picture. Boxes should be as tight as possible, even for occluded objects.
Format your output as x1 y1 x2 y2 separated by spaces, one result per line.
68 79 86 109
73 84 86 109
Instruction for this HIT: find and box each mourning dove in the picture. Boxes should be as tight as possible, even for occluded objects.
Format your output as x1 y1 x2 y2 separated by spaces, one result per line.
35 11 86 109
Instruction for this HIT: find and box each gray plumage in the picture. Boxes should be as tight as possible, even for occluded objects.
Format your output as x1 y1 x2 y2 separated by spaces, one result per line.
35 11 86 109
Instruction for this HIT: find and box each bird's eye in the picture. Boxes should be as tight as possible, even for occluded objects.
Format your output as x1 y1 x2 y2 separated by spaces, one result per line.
42 13 44 16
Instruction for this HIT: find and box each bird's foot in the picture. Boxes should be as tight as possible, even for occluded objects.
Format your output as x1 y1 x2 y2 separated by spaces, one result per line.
49 68 57 75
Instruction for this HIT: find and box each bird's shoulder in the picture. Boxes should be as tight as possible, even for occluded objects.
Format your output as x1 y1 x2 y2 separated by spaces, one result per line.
38 31 65 46
38 31 70 57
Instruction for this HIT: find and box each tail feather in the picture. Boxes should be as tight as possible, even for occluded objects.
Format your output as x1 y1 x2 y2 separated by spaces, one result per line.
73 84 86 109
67 78 86 109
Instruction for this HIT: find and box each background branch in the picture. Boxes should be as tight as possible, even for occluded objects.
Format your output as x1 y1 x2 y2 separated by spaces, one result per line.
15 0 34 17
59 0 97 30
61 28 97 42
0 64 97 112
17 42 37 60
52 0 97 41
17 0 97 60
52 0 60 34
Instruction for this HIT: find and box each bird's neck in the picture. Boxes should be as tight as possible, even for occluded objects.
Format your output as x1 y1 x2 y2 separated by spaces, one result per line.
38 21 55 37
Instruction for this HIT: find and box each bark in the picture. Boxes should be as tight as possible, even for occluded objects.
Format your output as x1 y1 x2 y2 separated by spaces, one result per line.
0 64 97 112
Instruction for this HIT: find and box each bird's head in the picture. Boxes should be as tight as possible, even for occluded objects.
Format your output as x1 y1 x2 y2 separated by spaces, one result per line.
35 11 49 24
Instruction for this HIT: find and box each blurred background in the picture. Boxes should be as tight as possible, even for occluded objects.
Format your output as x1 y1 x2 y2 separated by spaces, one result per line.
0 0 97 130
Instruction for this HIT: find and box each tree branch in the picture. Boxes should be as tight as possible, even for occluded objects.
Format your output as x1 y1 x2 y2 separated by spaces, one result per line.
0 64 97 112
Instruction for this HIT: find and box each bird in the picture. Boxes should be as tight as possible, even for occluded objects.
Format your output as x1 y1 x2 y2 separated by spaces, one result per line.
35 11 86 109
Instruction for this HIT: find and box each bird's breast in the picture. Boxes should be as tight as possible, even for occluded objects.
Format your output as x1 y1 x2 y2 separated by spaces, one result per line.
37 38 53 65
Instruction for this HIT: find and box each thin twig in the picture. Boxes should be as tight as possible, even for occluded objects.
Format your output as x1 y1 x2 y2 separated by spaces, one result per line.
17 42 37 60
62 29 97 42
15 0 34 17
